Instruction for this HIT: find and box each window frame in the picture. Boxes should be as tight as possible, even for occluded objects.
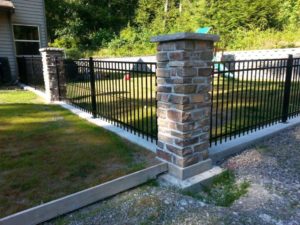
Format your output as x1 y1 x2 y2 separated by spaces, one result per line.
13 24 41 56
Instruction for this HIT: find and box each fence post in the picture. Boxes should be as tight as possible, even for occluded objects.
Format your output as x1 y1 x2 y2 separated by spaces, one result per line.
18 57 28 84
89 57 97 118
282 54 293 123
55 57 61 100
151 33 219 182
0 61 3 83
40 48 66 102
31 56 36 89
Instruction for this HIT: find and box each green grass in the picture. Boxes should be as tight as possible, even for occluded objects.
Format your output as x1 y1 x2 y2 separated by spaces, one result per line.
66 73 157 137
184 170 250 207
0 87 157 218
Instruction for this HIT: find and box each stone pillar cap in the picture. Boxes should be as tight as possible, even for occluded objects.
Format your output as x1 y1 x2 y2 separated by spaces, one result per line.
39 47 64 52
150 32 220 43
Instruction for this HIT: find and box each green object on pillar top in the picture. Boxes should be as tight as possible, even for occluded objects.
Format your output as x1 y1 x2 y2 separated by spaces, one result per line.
196 27 212 34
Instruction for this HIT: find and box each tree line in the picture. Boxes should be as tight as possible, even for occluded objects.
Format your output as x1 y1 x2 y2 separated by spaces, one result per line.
45 0 300 58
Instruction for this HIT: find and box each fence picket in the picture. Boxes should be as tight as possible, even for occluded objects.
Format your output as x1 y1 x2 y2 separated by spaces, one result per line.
282 55 293 123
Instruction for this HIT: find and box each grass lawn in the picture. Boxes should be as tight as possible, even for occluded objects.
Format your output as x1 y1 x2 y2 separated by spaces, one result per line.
66 73 157 140
0 87 157 218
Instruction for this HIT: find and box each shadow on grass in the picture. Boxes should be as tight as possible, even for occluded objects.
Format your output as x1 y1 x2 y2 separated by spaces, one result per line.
0 101 156 218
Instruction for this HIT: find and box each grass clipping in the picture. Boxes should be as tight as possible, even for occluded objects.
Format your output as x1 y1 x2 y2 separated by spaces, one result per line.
185 170 250 207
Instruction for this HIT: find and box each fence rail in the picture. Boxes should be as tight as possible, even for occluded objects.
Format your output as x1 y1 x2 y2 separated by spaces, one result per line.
210 55 300 145
64 58 157 142
17 54 300 146
17 56 45 92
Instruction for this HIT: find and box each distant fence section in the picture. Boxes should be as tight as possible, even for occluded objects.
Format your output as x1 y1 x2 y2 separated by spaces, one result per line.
17 56 45 92
210 55 300 145
216 48 300 61
64 58 157 142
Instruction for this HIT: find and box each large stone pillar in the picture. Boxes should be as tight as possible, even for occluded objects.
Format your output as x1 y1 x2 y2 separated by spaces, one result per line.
151 33 219 181
40 48 66 102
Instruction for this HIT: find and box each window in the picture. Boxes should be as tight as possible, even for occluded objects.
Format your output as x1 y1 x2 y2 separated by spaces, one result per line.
13 25 40 56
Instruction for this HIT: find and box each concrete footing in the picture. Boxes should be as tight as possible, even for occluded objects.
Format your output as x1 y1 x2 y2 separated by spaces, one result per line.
159 166 223 192
167 159 213 180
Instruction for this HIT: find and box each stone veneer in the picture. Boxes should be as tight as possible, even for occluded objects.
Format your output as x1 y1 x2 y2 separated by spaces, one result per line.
151 33 219 180
39 48 66 102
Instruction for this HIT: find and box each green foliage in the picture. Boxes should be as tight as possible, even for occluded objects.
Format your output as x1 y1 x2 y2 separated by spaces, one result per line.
46 0 300 57
226 28 300 50
184 170 250 207
49 36 83 59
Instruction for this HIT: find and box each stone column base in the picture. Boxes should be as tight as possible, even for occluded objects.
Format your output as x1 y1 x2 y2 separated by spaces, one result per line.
159 166 224 192
167 158 213 180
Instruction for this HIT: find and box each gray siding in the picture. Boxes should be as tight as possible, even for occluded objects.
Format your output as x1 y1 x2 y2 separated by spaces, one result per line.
0 0 47 81
11 0 48 48
0 13 17 80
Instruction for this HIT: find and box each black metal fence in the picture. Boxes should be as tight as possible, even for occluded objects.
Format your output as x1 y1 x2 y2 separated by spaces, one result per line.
210 55 300 145
17 56 45 91
64 58 157 142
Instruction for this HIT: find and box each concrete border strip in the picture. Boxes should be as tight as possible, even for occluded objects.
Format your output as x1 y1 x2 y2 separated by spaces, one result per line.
0 163 168 225
19 83 48 101
57 102 157 153
18 83 156 153
209 116 300 162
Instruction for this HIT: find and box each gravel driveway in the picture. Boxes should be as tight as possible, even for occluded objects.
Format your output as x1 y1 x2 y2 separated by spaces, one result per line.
45 126 300 225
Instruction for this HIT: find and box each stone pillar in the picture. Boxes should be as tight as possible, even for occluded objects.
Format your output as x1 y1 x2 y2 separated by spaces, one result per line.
39 48 66 102
151 33 219 181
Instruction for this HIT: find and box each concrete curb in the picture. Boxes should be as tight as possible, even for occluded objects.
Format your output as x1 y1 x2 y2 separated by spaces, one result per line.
0 163 168 225
209 117 300 162
18 83 48 101
18 83 156 153
57 102 157 153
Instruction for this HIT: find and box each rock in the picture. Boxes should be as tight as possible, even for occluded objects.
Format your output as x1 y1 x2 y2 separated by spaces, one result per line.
179 199 188 206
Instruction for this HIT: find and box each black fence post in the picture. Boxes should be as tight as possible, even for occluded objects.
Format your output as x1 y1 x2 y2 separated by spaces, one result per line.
31 56 36 88
0 61 3 84
19 56 28 84
89 57 97 118
55 57 61 100
282 54 293 123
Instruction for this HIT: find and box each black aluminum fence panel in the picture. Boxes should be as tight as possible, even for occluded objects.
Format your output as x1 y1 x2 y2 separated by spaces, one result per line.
17 56 45 92
210 57 300 145
64 58 157 142
288 57 300 118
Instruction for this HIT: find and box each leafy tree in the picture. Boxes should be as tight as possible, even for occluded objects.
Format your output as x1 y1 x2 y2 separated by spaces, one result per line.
45 0 300 56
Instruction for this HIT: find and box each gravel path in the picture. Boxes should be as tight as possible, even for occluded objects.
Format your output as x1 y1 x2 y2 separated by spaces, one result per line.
45 126 300 225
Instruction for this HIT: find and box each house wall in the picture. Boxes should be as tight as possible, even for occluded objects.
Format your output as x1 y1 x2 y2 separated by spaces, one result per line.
11 0 48 48
0 13 17 80
0 0 47 81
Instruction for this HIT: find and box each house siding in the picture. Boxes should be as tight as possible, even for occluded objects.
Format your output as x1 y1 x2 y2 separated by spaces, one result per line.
11 0 48 48
0 0 47 81
0 13 17 80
